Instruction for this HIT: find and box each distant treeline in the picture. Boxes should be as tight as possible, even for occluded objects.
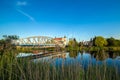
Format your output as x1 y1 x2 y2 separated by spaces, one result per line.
66 36 120 51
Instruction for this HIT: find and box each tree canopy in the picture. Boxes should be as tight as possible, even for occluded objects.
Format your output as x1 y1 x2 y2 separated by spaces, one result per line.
107 37 120 47
94 36 108 47
68 38 78 47
3 35 19 40
0 35 19 55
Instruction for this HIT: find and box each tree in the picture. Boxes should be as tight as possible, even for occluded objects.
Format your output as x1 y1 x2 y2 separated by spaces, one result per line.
107 37 120 47
68 38 79 50
68 40 74 47
0 35 19 55
3 35 19 40
94 36 107 47
107 37 116 46
93 36 96 46
116 40 120 46
78 42 83 47
68 38 78 47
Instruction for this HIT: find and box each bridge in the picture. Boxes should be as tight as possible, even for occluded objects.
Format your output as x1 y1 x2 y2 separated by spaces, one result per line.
12 36 56 47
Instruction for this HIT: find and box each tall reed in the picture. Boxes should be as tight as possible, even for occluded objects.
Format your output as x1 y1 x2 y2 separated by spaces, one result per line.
0 52 120 80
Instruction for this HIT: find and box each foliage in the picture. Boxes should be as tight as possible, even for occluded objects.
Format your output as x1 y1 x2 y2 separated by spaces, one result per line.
107 37 120 47
67 38 79 50
3 35 19 40
0 35 19 56
78 42 83 47
94 36 108 47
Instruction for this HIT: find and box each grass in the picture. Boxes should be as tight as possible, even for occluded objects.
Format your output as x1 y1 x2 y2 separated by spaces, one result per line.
0 51 120 80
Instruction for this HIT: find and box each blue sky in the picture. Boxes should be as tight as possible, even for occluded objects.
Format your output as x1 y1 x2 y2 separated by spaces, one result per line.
0 0 120 41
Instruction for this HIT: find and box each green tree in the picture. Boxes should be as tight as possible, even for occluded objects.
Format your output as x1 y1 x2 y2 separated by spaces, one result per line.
116 40 120 46
107 37 116 46
3 35 19 40
68 38 79 50
107 37 120 47
68 38 76 47
94 36 107 47
92 36 96 46
78 42 83 47
0 35 19 55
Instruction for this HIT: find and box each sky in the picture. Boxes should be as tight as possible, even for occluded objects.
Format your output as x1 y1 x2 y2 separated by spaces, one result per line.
0 0 120 41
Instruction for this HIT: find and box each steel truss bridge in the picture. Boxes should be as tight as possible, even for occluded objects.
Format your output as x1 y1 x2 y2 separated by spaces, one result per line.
12 36 56 47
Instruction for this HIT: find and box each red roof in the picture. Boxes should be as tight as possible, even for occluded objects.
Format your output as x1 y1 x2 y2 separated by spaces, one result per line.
54 38 63 40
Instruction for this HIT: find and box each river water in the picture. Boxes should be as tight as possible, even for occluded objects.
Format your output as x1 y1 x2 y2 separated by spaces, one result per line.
31 51 120 71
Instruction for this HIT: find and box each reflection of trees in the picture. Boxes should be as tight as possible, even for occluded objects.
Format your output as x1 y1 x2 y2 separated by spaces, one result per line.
52 53 66 59
79 51 84 54
95 51 109 61
90 51 97 58
101 51 120 59
112 51 120 59
90 51 109 61
90 51 120 60
69 51 79 58
108 51 114 58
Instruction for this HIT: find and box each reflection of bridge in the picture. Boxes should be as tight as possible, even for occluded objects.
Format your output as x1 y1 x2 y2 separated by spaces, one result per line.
33 52 67 63
12 36 56 47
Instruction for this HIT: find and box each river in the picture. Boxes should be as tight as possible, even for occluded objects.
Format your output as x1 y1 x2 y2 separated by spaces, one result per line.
17 51 120 72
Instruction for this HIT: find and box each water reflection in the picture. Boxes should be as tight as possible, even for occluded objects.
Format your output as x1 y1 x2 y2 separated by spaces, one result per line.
31 51 120 63
21 51 120 71
93 51 109 61
69 50 79 58
109 51 114 58
51 53 66 59
33 52 67 63
90 51 120 61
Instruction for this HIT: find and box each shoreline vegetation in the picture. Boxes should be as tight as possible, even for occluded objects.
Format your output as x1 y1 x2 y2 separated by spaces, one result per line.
15 46 120 53
67 46 120 52
0 35 120 80
0 54 120 80
0 50 120 80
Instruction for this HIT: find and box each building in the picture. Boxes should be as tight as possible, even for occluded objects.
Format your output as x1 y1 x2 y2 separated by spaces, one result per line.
81 41 93 47
53 37 67 47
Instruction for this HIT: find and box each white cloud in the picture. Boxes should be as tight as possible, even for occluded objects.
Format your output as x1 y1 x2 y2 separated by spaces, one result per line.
17 1 27 6
16 1 37 23
17 9 35 22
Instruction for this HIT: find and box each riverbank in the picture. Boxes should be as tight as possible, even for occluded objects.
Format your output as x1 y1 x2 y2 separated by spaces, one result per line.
66 47 120 52
16 46 66 53
15 46 120 54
